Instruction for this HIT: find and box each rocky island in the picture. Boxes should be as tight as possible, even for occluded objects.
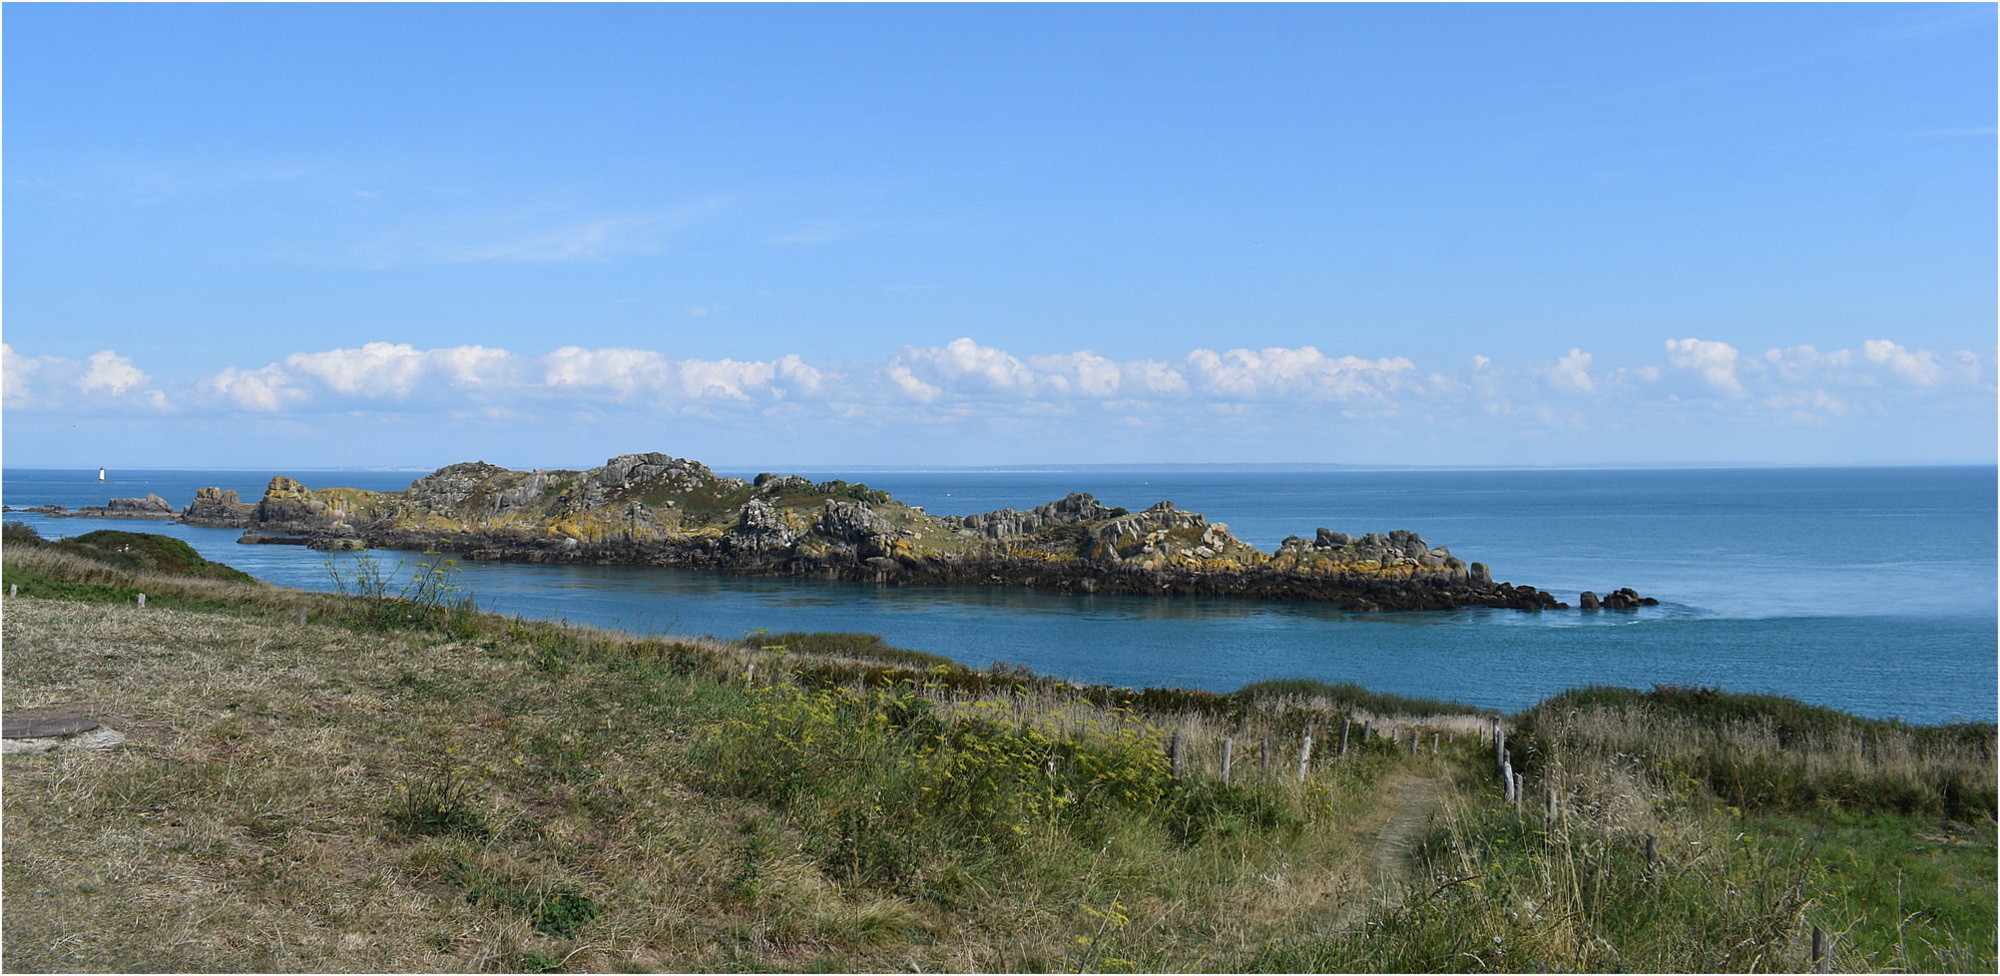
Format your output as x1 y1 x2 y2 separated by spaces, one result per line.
37 453 1659 612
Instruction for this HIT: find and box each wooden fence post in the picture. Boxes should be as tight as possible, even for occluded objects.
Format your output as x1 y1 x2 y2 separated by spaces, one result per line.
1338 721 1351 758
1167 730 1184 780
1512 772 1525 812
1810 925 1833 973
1545 787 1559 822
137 593 146 608
1220 737 1234 783
1261 736 1271 778
1645 833 1660 883
1297 731 1314 783
7 583 17 598
1432 733 1439 755
1409 730 1419 756
1502 759 1515 802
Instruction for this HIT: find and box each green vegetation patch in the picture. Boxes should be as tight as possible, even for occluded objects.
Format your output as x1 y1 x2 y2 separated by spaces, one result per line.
690 683 1307 905
1522 685 1996 819
1749 811 1997 973
3 523 255 583
1237 678 1499 719
739 630 958 669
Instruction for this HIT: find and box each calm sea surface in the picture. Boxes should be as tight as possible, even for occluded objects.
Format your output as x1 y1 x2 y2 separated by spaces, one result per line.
4 465 1993 724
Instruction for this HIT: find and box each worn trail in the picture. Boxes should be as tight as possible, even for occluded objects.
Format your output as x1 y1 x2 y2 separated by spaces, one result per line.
1328 770 1451 935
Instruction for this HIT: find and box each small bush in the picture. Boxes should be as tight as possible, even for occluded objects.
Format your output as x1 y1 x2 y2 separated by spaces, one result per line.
1521 686 1997 819
741 631 957 669
387 764 487 839
444 862 601 938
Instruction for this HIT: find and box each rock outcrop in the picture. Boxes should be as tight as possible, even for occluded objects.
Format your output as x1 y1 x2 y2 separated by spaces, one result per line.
43 494 179 520
183 487 255 526
73 452 1655 613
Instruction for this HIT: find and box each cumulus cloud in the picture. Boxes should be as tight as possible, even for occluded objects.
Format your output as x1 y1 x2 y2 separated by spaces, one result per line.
1547 348 1596 395
1665 337 1748 397
542 346 672 394
5 336 1987 464
2 343 50 404
285 342 435 397
204 364 303 412
4 344 170 409
887 338 1037 397
1026 350 1124 397
1862 339 1943 386
1184 346 1416 401
78 350 150 396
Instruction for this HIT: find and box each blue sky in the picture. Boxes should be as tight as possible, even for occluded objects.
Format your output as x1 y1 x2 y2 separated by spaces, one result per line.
4 2 1994 471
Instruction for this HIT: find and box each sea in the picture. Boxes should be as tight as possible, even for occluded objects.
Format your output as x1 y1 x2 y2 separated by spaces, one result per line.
3 465 1994 725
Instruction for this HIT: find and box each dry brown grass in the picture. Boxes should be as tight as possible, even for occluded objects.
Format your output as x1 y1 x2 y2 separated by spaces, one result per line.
2 583 1453 973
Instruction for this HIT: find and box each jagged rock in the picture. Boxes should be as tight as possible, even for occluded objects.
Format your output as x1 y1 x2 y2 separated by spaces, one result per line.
961 492 1120 539
99 450 1653 613
816 499 900 554
731 498 803 551
73 495 174 520
753 473 814 494
1579 590 1601 610
1598 587 1658 609
184 487 254 527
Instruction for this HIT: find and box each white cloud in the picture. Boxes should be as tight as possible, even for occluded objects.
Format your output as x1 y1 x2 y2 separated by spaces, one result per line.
1862 339 1943 386
430 345 521 387
204 364 303 412
285 342 432 397
1547 348 1596 394
278 342 524 398
6 336 1988 467
1123 359 1190 396
541 346 672 394
2 343 50 404
1184 346 1416 400
4 345 169 409
772 354 830 397
887 338 1037 397
884 364 943 403
1665 337 1747 397
1026 350 1124 397
77 350 150 396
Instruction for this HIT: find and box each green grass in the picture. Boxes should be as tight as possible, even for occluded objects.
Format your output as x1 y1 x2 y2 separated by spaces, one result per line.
1753 811 1997 972
737 631 959 669
4 529 1992 972
4 522 257 583
1236 678 1500 719
1521 685 1996 819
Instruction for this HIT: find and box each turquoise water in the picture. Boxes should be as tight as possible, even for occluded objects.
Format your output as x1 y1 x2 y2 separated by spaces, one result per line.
4 465 1993 724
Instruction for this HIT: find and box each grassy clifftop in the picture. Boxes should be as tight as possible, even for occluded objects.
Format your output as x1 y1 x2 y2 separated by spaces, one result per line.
2 531 1991 972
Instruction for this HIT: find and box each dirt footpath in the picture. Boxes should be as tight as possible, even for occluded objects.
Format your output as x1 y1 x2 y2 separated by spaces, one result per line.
1328 770 1451 935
